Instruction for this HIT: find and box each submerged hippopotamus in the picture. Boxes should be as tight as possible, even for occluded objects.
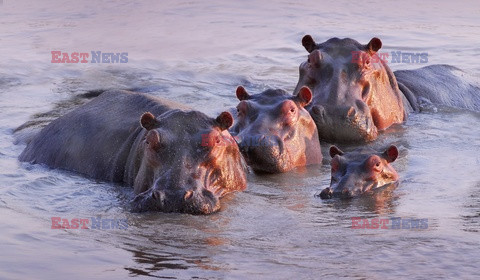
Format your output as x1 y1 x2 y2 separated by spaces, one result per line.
318 145 399 199
229 86 322 173
296 35 480 142
19 90 247 214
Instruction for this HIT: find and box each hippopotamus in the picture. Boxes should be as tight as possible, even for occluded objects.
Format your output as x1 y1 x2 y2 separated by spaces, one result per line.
229 86 322 173
295 35 480 142
19 90 247 214
318 145 399 199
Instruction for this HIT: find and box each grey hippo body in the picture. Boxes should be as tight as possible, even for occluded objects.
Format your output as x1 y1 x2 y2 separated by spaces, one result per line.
230 86 322 173
19 90 247 214
296 35 480 142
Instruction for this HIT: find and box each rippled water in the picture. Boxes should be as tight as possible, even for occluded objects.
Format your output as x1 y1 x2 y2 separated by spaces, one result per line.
1 0 479 279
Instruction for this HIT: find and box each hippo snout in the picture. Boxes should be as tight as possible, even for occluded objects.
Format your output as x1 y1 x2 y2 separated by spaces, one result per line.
318 187 355 199
236 134 290 173
310 103 378 143
183 188 221 214
319 187 333 199
131 188 220 214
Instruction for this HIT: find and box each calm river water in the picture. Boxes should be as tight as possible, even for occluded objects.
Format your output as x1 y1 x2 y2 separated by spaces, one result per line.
0 0 479 279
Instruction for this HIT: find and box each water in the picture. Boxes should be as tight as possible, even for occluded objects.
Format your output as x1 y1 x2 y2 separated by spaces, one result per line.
1 0 479 279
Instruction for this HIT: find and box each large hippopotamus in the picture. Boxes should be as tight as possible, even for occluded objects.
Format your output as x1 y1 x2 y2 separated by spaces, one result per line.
229 86 322 173
318 145 399 199
295 35 480 142
19 90 247 214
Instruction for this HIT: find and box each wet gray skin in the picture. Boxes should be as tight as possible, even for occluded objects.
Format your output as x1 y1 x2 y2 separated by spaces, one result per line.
319 145 399 199
229 86 322 173
295 35 480 143
19 90 247 214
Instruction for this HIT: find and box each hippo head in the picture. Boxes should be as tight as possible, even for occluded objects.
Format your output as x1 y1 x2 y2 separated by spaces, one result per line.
295 35 406 142
319 145 399 199
230 86 322 173
131 110 247 214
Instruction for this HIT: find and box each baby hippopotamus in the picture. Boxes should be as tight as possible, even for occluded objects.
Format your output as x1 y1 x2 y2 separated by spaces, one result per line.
19 90 247 214
230 86 322 173
319 145 399 199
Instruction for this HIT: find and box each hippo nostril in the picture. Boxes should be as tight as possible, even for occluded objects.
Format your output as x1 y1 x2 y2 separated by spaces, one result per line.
319 187 333 199
347 107 356 118
184 190 193 201
152 190 163 201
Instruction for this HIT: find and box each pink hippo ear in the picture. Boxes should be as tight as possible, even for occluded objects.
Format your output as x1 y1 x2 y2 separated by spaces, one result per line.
215 112 234 131
367 37 382 54
383 145 398 163
295 86 313 107
302 35 317 53
236 86 250 101
329 145 344 158
145 130 161 151
140 112 157 130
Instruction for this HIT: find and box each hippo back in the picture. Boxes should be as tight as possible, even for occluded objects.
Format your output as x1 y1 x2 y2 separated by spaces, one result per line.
19 90 189 182
395 65 480 112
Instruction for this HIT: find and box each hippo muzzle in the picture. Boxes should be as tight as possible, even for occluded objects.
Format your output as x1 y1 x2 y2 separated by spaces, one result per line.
131 185 221 214
310 103 378 143
237 134 292 173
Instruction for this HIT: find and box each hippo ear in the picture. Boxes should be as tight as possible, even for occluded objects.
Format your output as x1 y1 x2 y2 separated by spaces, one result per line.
383 145 398 163
329 145 344 158
295 86 313 107
236 86 250 101
366 37 382 54
140 112 157 130
302 35 317 53
215 112 234 131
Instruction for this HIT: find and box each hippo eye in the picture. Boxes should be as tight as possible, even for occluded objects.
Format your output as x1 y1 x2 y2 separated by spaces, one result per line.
368 156 383 173
290 108 295 113
364 58 371 67
236 103 248 116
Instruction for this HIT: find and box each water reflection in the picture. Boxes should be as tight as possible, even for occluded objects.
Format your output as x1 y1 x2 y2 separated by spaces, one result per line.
124 248 190 277
461 181 480 233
